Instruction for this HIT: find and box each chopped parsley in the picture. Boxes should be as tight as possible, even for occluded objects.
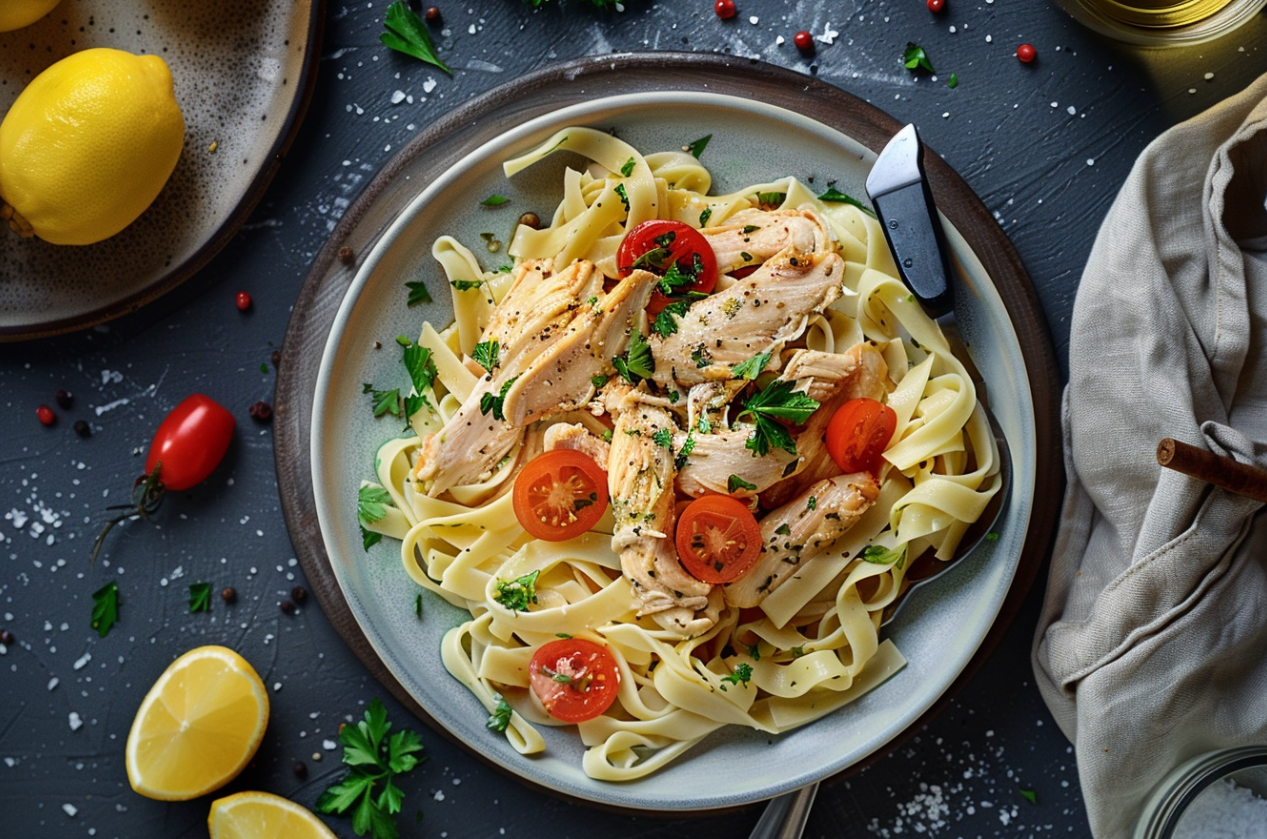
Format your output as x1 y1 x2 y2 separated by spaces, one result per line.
690 346 713 369
685 134 712 158
651 299 692 338
730 350 771 381
600 429 614 443
480 194 509 207
362 383 402 419
450 278 483 292
315 698 426 839
719 662 753 691
728 475 758 493
487 696 514 732
471 340 500 373
948 72 959 88
755 191 786 207
619 156 636 177
737 379 820 456
1019 788 1038 805
817 187 877 218
861 544 908 569
741 224 760 233
774 523 792 536
479 377 517 422
357 485 395 551
807 496 817 511
699 207 713 227
613 331 654 384
189 582 212 614
651 428 674 449
405 280 432 306
493 569 540 612
903 42 935 74
674 434 696 470
380 1 450 73
415 593 423 618
90 580 120 637
615 182 629 212
591 374 609 389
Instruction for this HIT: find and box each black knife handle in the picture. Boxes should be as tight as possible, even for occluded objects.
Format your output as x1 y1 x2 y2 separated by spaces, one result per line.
874 177 954 317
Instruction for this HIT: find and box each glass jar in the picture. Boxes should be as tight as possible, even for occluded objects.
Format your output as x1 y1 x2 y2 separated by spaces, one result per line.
1133 746 1267 838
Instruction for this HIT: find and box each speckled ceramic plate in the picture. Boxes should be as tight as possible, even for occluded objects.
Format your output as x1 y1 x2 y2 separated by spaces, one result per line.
0 0 321 341
278 54 1062 814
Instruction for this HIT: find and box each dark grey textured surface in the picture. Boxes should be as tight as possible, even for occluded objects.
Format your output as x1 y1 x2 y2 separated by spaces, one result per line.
2 2 1264 837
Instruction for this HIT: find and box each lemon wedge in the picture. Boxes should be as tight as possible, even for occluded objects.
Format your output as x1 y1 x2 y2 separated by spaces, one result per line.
0 47 185 245
125 645 269 801
209 791 338 839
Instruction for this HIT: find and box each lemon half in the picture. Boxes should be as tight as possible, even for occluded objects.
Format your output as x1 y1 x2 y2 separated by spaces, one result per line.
0 47 184 245
209 791 339 839
125 645 269 801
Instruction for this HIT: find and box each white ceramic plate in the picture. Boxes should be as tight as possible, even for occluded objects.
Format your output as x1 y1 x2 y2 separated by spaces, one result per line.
310 92 1037 811
0 0 319 340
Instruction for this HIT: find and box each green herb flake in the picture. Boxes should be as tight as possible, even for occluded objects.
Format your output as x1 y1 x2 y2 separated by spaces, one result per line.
775 523 792 536
487 697 514 732
699 207 713 227
601 429 613 443
414 593 423 618
738 379 820 457
903 42 935 74
450 279 483 292
755 191 786 207
651 428 674 449
817 187 877 218
615 183 629 213
861 544 908 569
1019 788 1038 805
728 474 758 493
480 194 510 207
718 662 753 691
741 224 760 234
189 582 212 614
807 496 817 511
471 340 501 373
948 72 959 88
357 485 395 553
259 362 269 374
362 383 401 419
494 569 540 612
612 331 654 384
315 698 426 839
685 134 712 159
591 374 609 389
406 280 432 306
730 351 771 381
985 531 1000 542
652 299 692 338
478 377 517 422
674 433 696 470
381 1 451 74
619 157 636 177
90 581 120 637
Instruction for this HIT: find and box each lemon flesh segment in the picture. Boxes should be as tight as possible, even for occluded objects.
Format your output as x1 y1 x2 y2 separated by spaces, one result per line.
0 47 184 246
209 791 338 839
0 0 60 32
125 646 269 801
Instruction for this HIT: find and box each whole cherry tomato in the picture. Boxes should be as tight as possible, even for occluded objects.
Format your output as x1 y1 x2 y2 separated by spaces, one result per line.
825 398 897 476
674 495 763 584
528 638 621 723
145 394 236 491
617 220 718 315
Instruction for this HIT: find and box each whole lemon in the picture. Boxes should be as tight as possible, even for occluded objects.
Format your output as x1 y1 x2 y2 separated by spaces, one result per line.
0 0 60 32
0 48 185 246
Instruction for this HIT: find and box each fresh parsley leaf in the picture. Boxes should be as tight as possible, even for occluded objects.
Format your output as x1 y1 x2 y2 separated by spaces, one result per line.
600 429 614 443
487 696 513 732
730 351 771 381
755 191 786 207
674 433 696 470
699 207 713 227
619 156 636 177
746 643 762 661
738 379 820 456
471 340 500 373
450 279 483 292
774 523 792 536
613 331 654 384
903 42 935 74
690 346 713 369
807 495 817 511
686 134 712 159
719 662 753 691
591 374 609 389
480 194 509 207
651 428 673 449
741 224 761 233
90 581 119 637
405 280 432 306
478 377 517 422
948 72 959 88
317 698 426 839
1019 788 1038 805
817 187 877 218
362 383 402 418
358 485 393 527
790 645 806 658
615 182 629 212
189 582 211 614
861 544 908 569
493 569 539 611
361 526 383 551
381 1 451 73
402 343 437 395
652 299 691 338
728 474 758 493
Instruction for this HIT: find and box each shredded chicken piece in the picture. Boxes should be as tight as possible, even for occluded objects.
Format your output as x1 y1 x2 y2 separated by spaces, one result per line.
724 473 880 608
702 208 828 275
543 422 610 466
649 246 844 388
674 428 797 499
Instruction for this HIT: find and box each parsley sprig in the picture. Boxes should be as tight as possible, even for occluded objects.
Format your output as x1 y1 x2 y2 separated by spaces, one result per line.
494 569 540 611
737 380 820 456
90 580 120 637
903 42 935 74
381 1 450 74
316 698 426 839
357 485 395 551
613 331 654 384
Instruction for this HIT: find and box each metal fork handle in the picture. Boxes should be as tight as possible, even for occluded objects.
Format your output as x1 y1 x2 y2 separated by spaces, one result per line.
747 782 819 839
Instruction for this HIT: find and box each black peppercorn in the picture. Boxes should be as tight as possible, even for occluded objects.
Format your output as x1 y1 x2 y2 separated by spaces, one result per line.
0 629 14 645
291 585 308 604
249 401 273 422
55 389 73 409
293 761 308 778
73 420 91 438
280 600 296 614
518 212 541 229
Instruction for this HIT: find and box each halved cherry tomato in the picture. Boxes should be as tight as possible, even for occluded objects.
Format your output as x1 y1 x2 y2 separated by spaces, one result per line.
512 450 609 541
528 638 621 723
617 220 718 315
825 398 897 475
144 394 236 491
674 495 763 584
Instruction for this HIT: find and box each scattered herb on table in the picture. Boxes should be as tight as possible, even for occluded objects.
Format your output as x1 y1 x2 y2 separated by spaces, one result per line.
948 72 959 88
91 581 120 637
903 42 935 74
1019 787 1038 804
381 1 451 74
316 698 426 839
189 582 212 614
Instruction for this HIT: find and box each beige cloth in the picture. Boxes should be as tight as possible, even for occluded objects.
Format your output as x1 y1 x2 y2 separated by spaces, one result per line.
1032 73 1267 838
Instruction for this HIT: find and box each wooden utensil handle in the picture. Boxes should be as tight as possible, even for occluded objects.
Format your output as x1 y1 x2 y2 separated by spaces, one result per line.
1156 437 1267 503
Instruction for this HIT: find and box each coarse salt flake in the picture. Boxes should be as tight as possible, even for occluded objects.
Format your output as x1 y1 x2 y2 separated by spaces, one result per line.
63 803 77 817
69 712 83 731
391 90 406 104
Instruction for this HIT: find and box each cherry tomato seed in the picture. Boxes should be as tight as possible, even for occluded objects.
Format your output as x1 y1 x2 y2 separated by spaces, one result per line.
714 0 736 20
36 405 55 426
236 291 252 311
793 30 813 51
1017 43 1037 63
927 0 945 12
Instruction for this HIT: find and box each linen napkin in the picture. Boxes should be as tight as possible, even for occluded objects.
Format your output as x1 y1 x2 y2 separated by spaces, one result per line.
1032 72 1267 839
